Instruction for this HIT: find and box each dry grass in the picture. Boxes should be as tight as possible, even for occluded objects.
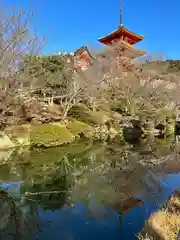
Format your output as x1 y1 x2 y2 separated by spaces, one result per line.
168 193 180 209
139 192 180 240
148 210 180 240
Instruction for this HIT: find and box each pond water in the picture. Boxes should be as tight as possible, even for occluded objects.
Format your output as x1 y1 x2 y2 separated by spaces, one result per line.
0 137 180 240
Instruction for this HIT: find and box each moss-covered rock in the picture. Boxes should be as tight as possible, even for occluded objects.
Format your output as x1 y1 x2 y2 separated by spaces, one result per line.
67 120 94 138
30 124 75 147
68 103 110 125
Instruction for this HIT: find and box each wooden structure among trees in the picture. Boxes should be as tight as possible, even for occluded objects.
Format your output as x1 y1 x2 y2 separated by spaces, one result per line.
74 46 94 70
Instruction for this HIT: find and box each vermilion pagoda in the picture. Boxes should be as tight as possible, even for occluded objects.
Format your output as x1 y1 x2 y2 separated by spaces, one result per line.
74 0 145 70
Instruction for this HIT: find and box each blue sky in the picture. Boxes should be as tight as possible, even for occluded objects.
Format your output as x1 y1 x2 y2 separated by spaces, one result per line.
4 0 180 59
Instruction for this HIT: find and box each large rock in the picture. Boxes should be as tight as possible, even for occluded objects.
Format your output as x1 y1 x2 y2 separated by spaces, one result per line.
123 126 143 143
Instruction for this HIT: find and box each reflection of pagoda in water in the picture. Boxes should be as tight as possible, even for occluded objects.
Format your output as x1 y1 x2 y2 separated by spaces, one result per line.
87 196 144 231
114 197 144 231
74 0 145 70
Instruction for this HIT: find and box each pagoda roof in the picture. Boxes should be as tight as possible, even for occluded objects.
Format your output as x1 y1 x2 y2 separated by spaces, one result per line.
96 40 145 59
123 48 145 59
98 25 144 45
116 39 146 57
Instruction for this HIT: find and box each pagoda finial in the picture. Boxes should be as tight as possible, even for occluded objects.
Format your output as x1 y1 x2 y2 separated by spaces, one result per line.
120 0 123 26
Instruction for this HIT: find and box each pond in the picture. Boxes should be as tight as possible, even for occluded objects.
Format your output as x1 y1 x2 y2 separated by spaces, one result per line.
0 137 180 240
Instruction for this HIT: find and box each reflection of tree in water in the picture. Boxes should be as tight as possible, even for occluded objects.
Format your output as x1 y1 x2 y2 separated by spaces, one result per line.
69 143 147 231
70 136 180 231
0 164 72 239
71 143 150 204
0 150 78 239
0 189 39 240
21 175 69 211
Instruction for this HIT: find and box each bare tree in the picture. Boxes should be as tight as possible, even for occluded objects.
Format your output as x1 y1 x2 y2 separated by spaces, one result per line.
91 46 180 120
0 2 43 123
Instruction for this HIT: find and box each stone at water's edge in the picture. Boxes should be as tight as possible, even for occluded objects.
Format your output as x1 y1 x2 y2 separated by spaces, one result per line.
123 126 143 143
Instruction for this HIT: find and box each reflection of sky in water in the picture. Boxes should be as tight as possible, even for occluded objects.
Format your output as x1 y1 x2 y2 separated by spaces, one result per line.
0 182 23 196
0 174 179 240
36 173 180 240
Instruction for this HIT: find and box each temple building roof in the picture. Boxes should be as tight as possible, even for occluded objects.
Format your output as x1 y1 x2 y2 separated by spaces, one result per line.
98 25 144 45
74 45 95 60
74 45 94 70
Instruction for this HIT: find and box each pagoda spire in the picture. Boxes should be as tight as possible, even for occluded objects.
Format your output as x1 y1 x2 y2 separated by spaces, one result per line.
120 0 123 27
98 0 145 59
